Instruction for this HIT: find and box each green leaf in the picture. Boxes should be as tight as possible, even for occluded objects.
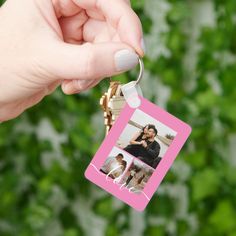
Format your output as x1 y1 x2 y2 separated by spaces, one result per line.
209 200 236 234
144 225 166 236
146 194 175 217
191 168 221 201
93 196 114 218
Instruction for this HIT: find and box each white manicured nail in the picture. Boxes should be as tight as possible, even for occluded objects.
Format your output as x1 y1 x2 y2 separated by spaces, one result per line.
115 49 139 72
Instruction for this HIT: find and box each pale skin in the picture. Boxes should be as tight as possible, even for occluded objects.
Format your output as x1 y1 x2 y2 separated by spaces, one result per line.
0 0 144 122
140 129 157 148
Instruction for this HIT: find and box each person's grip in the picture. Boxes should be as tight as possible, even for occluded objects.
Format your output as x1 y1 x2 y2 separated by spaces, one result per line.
47 41 139 94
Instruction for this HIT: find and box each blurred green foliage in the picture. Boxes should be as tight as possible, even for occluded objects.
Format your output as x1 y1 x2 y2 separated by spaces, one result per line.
1 0 236 235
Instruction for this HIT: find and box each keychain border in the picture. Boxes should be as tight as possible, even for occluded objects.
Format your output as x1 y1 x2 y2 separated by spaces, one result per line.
85 96 191 211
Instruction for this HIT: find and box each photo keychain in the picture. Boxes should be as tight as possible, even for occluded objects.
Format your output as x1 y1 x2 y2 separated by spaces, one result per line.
85 58 192 211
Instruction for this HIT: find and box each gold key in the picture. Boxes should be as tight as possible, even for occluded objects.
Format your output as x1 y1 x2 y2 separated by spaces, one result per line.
108 86 126 126
100 58 144 136
100 80 122 135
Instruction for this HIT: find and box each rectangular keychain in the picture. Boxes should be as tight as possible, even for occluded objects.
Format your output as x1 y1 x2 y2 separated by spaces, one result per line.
85 58 192 211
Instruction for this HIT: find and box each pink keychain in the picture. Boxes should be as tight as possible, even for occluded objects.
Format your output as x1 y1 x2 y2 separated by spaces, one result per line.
85 58 192 211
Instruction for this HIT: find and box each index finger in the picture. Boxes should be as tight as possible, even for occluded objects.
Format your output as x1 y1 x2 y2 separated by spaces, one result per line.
72 0 145 56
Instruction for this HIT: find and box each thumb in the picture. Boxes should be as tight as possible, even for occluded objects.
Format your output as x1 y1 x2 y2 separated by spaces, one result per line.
47 41 139 81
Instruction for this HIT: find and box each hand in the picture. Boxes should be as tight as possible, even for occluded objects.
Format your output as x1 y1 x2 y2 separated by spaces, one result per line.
140 140 147 148
0 0 144 122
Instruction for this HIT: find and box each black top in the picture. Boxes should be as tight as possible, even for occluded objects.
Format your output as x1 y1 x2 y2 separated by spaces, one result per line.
124 135 160 167
124 133 144 157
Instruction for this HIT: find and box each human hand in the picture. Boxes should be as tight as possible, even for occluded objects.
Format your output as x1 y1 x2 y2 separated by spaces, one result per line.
140 140 147 147
0 0 144 122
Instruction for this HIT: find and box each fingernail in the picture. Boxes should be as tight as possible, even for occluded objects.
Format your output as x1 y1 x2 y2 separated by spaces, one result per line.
141 38 146 54
115 49 139 72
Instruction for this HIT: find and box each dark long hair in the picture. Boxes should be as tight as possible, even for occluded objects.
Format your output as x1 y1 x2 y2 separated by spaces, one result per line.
141 124 155 133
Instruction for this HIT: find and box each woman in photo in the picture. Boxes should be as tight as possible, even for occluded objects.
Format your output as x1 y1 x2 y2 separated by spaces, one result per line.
124 124 155 156
125 166 141 186
129 124 154 145
126 170 146 191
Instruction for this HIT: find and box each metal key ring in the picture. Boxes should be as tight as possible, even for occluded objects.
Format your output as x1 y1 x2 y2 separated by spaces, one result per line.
109 57 144 84
136 57 144 85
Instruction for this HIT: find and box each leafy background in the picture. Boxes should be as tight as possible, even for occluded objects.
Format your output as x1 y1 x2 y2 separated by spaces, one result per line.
0 0 236 235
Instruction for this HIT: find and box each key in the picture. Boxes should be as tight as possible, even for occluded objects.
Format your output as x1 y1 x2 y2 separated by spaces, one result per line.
100 80 122 135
